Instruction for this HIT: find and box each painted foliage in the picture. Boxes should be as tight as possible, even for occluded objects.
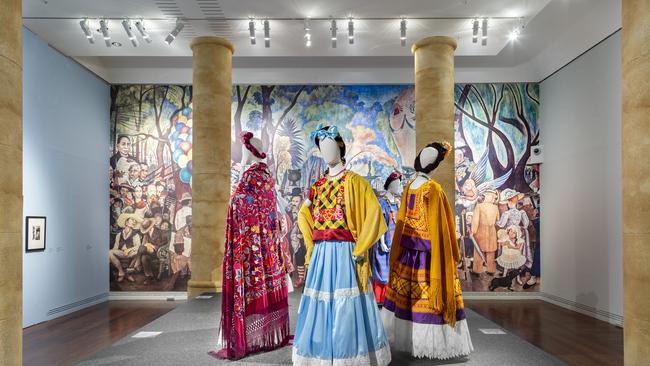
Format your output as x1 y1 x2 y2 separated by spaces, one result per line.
109 85 193 291
454 83 541 292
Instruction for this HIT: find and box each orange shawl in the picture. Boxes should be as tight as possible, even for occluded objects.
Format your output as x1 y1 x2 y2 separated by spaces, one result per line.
389 179 460 326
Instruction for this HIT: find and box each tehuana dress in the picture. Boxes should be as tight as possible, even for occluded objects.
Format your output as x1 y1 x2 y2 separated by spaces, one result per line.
293 170 391 366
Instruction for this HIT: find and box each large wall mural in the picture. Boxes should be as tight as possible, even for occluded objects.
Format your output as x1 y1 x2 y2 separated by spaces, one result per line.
109 83 540 293
110 85 193 291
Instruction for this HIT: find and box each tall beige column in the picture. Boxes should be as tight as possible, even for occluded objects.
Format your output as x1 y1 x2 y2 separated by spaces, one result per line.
622 1 650 364
188 37 233 298
412 36 457 200
0 0 22 364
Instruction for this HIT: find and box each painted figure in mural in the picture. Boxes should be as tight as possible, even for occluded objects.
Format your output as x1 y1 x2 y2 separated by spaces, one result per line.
496 226 527 276
135 218 166 285
471 190 500 275
389 87 416 170
371 170 402 307
174 193 192 231
382 142 473 360
165 214 191 291
293 124 391 366
287 188 306 288
109 213 143 283
216 132 290 360
497 189 532 284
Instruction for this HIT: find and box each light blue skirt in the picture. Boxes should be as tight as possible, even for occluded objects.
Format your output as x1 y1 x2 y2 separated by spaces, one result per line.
292 240 391 366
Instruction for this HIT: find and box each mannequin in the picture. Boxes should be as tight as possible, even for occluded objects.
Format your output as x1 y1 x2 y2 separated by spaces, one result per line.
293 124 391 366
215 131 290 360
371 171 402 307
381 141 474 360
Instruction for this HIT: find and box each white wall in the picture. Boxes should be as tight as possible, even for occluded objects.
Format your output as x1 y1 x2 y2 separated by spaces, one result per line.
540 31 622 319
22 28 110 327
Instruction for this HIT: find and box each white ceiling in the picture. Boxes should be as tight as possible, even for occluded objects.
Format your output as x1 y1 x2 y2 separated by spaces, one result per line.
22 0 621 83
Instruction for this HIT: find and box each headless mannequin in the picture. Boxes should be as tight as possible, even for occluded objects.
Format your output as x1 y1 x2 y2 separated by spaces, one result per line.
380 180 401 251
411 147 439 189
305 137 362 261
240 136 265 173
304 137 344 207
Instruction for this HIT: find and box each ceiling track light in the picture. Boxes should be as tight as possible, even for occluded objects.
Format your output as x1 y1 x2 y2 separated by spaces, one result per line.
121 19 138 47
248 18 256 45
304 18 311 47
99 19 111 47
134 20 152 43
348 18 354 44
400 18 407 46
472 18 479 43
79 18 94 44
509 17 525 42
330 19 337 48
481 18 488 46
165 19 184 45
263 19 270 48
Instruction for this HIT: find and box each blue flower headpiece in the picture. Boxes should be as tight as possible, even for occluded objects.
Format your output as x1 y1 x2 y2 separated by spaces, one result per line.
309 124 339 144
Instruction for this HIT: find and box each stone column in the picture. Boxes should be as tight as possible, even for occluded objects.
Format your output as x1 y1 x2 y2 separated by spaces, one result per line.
412 36 457 200
0 0 22 364
622 1 650 364
188 37 233 298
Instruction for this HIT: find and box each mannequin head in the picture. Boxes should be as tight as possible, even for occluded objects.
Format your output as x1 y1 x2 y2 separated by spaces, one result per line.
387 179 402 195
383 171 403 194
240 131 266 165
414 141 452 175
312 124 346 166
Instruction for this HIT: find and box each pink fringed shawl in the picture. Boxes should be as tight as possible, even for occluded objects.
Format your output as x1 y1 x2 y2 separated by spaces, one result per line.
216 163 290 360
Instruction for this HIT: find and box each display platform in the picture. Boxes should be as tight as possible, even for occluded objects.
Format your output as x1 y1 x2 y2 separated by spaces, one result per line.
79 292 565 366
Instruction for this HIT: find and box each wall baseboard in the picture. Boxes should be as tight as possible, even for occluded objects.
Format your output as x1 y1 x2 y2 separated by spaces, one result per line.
108 291 188 301
47 292 109 318
464 291 542 300
540 292 624 327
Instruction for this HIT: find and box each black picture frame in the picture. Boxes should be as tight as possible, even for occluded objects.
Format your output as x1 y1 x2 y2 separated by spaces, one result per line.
25 216 47 253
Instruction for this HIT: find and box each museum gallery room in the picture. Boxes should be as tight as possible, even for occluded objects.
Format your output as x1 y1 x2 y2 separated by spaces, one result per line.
1 0 648 365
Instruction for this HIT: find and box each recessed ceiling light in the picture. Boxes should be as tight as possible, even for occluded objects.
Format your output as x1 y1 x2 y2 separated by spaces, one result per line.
111 41 122 47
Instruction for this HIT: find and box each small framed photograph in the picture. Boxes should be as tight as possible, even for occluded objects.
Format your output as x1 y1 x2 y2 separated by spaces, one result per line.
25 216 46 252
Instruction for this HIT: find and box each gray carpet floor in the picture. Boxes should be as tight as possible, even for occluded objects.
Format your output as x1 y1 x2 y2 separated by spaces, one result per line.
79 292 567 366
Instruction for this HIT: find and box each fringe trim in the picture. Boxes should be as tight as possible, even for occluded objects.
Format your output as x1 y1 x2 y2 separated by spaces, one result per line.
381 312 473 360
292 343 392 366
215 307 291 359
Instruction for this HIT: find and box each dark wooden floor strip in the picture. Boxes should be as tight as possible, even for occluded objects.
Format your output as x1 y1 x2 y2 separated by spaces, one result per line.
23 300 179 366
465 299 624 366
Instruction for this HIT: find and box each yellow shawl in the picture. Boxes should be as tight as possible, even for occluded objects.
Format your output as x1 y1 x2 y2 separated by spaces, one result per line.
297 171 387 293
389 179 460 326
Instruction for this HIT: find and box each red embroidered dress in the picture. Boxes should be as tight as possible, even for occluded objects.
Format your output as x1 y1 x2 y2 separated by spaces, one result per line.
216 162 290 360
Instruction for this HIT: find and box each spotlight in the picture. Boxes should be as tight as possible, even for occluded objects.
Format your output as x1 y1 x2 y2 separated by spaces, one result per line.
99 19 111 47
79 18 95 44
304 18 311 47
330 19 337 48
481 18 488 46
165 19 184 45
508 29 520 41
122 19 138 47
400 18 407 46
134 20 152 43
348 18 354 44
248 18 256 45
264 19 270 48
472 18 479 43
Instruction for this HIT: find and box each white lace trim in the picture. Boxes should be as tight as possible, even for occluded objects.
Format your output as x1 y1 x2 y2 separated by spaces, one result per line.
303 286 361 302
381 311 474 360
292 343 391 366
